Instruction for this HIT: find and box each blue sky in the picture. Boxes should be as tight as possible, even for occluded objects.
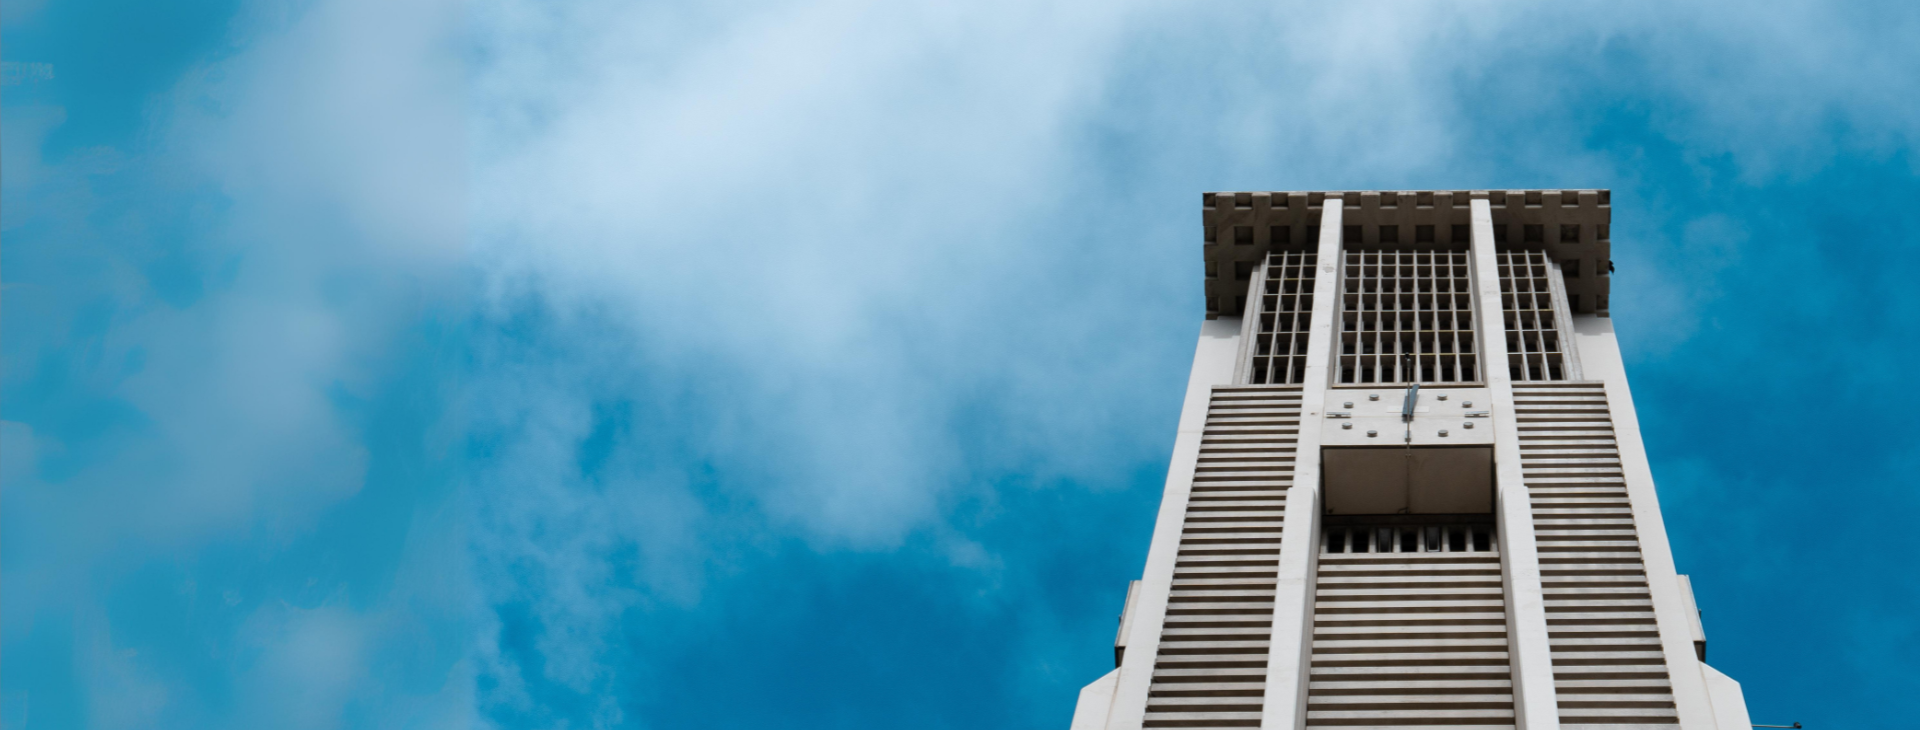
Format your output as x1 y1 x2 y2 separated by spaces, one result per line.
5 0 1920 728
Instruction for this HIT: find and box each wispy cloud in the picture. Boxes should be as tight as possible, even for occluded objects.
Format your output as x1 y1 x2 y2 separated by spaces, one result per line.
4 0 469 725
7 0 1920 727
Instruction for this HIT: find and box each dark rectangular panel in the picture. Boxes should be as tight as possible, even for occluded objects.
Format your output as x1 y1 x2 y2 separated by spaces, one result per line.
1322 446 1494 515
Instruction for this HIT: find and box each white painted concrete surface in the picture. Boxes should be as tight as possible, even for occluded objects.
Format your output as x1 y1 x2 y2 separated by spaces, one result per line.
1701 663 1752 730
1472 198 1562 730
1071 669 1120 730
1258 199 1343 730
1319 386 1495 447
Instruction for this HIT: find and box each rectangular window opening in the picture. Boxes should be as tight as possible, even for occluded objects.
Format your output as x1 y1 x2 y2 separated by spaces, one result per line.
1322 521 1497 555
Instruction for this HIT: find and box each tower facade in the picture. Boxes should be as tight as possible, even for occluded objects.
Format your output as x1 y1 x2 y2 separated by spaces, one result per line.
1070 191 1752 730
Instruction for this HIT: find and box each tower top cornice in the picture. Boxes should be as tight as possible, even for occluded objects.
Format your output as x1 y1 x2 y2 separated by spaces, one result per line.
1201 189 1612 318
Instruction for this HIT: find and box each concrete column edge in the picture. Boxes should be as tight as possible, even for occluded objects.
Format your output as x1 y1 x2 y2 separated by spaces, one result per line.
1259 200 1342 730
1471 198 1561 730
1103 318 1244 729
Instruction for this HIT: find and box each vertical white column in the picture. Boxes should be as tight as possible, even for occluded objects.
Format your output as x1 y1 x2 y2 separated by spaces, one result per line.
1233 256 1273 385
1469 198 1562 730
1258 199 1341 729
1103 317 1244 730
1569 319 1720 730
1543 261 1584 381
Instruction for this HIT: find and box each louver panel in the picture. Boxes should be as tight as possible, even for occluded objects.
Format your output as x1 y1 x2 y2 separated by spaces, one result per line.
1515 382 1681 728
1144 387 1301 729
1304 549 1516 730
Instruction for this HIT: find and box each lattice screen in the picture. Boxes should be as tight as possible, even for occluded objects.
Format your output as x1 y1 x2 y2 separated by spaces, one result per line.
1498 251 1571 382
1335 251 1479 385
1247 252 1316 385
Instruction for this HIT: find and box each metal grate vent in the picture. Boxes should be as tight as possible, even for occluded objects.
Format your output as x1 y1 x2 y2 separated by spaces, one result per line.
1499 251 1572 382
1336 250 1479 385
1248 252 1317 385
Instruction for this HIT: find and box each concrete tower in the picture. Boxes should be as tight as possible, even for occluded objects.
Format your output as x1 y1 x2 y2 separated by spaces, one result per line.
1070 191 1752 730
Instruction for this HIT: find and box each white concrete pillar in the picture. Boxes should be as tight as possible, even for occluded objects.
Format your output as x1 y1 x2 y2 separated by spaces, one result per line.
1071 669 1120 730
1469 198 1562 730
1234 256 1274 384
1568 318 1719 730
1258 199 1342 729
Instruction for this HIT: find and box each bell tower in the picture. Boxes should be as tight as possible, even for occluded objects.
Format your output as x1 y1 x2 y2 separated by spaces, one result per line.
1070 191 1752 730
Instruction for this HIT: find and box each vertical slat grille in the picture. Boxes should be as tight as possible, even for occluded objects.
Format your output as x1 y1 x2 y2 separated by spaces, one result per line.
1515 383 1680 728
1144 387 1301 728
1250 253 1317 385
1337 251 1479 385
1305 533 1515 729
1499 252 1570 382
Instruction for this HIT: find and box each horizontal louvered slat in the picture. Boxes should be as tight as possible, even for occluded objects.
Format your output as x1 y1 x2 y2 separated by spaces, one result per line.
1146 387 1301 729
1513 383 1678 728
1305 552 1515 729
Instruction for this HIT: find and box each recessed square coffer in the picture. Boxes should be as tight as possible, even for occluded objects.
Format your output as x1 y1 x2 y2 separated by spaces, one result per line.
1322 446 1494 515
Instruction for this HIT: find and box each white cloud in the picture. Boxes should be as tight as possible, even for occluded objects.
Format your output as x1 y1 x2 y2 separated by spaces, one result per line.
466 0 1164 542
452 0 1920 715
5 0 470 724
13 0 1920 723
